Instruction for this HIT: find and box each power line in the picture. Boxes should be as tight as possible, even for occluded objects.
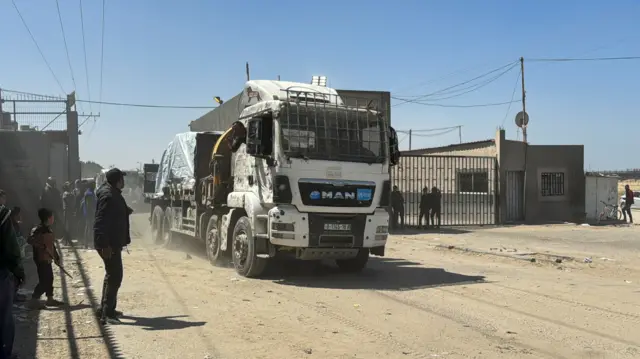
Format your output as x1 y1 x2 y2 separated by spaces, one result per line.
11 0 66 94
79 0 93 113
55 0 77 92
392 60 519 107
411 127 458 137
77 98 215 109
528 56 640 62
421 63 518 101
99 0 106 112
500 68 521 127
392 98 520 108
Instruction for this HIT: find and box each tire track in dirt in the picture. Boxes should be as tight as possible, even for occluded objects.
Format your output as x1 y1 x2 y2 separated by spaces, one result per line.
262 284 436 359
490 283 640 321
142 246 223 359
371 290 564 359
436 286 640 348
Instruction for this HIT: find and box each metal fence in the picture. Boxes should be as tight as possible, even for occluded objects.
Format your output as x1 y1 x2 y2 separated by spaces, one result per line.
391 155 497 226
0 89 68 131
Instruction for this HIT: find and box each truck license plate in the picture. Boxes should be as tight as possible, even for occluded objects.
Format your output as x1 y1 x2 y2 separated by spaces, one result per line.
324 223 351 231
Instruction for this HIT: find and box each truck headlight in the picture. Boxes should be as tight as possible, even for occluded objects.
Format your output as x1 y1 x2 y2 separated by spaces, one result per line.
376 225 388 234
272 222 295 232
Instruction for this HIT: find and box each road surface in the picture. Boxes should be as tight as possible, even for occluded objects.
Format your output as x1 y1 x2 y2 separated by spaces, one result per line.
12 215 640 359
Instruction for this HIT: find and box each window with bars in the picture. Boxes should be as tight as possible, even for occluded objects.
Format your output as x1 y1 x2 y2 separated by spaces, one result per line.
457 170 489 193
540 172 565 196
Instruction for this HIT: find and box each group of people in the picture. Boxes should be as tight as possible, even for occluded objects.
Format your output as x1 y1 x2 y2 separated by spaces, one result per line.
389 185 442 230
40 177 98 249
0 168 133 359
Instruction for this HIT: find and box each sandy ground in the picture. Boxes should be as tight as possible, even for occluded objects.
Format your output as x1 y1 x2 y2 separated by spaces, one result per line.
12 215 640 359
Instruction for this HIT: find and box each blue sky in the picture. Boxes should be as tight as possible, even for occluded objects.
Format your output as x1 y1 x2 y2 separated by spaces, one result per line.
1 0 638 170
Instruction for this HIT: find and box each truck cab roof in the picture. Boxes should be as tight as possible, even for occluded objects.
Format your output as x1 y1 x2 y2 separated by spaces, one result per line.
242 80 344 108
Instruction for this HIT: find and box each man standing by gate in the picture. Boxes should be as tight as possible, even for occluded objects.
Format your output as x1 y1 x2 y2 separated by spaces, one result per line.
622 184 634 224
94 169 130 325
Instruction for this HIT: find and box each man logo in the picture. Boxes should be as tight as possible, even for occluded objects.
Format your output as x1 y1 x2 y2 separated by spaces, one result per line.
309 191 321 200
322 191 355 200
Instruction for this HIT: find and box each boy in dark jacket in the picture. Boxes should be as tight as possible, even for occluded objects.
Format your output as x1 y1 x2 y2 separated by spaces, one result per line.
27 208 65 308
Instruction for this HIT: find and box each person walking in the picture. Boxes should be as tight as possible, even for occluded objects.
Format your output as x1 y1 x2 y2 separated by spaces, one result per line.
0 190 25 359
622 184 634 224
390 185 405 230
73 180 85 240
94 169 131 325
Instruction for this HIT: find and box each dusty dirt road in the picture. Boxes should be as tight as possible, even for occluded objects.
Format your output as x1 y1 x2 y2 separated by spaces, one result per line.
13 216 640 359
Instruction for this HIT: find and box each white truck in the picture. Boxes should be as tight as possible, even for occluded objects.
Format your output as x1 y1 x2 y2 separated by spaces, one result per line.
143 80 400 277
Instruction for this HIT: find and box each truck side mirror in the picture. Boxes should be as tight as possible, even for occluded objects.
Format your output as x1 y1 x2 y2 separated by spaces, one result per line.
389 127 400 166
142 163 159 193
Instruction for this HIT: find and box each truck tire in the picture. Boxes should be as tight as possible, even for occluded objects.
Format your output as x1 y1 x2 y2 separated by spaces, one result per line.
162 209 176 248
151 206 164 244
231 216 267 278
336 249 369 273
205 215 226 265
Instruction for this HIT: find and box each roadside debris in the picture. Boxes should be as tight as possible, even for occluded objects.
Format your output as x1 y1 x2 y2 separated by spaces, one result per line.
583 257 593 263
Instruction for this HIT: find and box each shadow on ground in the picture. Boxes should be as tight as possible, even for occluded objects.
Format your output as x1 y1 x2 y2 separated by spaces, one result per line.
119 315 206 331
12 249 39 358
269 257 487 291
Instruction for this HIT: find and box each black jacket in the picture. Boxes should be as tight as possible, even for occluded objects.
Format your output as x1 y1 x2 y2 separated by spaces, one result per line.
0 206 25 280
93 183 131 250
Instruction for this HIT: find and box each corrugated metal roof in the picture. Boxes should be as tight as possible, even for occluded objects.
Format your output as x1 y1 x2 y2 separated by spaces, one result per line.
401 139 494 155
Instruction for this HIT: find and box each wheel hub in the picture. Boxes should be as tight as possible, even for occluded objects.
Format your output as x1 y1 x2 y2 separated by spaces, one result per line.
233 231 249 266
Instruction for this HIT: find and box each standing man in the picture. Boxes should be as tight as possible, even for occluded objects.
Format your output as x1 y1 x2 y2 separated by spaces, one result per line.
390 185 405 230
40 177 63 237
82 181 97 249
94 169 130 325
0 189 25 359
418 187 431 229
430 186 442 229
62 182 75 245
622 184 634 224
73 180 85 240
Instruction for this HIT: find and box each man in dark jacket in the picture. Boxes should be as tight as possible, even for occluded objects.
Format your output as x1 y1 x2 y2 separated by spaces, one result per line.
94 169 131 325
0 190 25 359
390 185 405 230
418 187 431 229
622 184 634 224
430 186 442 229
40 177 63 237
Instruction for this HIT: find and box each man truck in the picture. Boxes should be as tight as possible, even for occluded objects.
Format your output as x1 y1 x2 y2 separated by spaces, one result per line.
143 80 400 277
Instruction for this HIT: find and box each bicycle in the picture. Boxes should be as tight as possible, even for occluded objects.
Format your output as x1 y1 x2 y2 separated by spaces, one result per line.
598 200 622 223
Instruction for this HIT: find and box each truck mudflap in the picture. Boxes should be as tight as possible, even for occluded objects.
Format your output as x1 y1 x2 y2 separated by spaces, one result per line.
370 246 385 257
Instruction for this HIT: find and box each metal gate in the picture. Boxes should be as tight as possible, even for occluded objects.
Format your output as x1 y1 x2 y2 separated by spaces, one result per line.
391 155 497 226
505 171 524 222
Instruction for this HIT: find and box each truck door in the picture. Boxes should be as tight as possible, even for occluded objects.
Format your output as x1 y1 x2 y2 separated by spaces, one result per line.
143 163 160 194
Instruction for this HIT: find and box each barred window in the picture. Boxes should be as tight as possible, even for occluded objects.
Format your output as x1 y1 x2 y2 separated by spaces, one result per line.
457 171 489 193
540 172 565 196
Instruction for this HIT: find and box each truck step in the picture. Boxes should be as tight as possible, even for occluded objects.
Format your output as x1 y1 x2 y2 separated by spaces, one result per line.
256 234 269 239
256 214 269 221
257 254 270 259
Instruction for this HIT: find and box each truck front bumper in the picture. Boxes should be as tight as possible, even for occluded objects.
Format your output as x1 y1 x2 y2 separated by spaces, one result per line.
267 205 389 249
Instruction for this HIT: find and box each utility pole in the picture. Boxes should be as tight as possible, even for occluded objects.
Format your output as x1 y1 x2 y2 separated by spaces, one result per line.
408 129 412 150
458 125 462 144
520 57 527 143
246 62 250 81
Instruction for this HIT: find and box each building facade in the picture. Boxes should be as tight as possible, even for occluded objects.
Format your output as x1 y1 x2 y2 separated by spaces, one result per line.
394 129 585 225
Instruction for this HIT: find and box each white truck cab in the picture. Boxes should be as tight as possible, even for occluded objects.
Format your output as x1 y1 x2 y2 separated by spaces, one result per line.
215 80 399 276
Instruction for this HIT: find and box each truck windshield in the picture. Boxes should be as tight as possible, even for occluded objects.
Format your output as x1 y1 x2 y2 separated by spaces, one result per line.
279 104 386 164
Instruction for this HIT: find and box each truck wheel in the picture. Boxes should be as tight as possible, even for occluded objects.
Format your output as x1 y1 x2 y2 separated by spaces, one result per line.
231 216 267 278
336 249 369 273
151 206 164 244
205 215 225 265
163 209 175 248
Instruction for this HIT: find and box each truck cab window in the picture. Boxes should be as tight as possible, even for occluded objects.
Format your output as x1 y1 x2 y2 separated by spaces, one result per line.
246 115 273 157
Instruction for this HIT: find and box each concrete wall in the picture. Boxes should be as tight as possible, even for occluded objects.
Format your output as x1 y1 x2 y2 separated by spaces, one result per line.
496 129 585 223
585 176 619 221
0 131 53 230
